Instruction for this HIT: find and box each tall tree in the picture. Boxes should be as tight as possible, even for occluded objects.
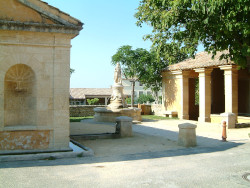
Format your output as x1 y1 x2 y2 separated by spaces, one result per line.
111 45 151 107
135 0 250 67
136 48 166 103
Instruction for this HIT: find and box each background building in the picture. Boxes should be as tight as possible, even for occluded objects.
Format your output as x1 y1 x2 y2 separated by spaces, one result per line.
162 51 250 125
70 88 112 105
123 78 161 103
123 79 152 102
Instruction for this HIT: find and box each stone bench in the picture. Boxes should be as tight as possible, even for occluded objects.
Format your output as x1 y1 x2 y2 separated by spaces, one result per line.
178 123 197 147
163 111 178 118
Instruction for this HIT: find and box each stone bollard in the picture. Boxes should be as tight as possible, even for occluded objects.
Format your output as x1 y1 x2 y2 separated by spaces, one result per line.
115 116 133 137
178 123 197 147
220 113 236 129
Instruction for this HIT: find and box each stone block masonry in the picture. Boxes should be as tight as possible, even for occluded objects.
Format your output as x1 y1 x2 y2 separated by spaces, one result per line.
151 104 163 116
0 0 82 153
70 105 106 117
0 130 50 150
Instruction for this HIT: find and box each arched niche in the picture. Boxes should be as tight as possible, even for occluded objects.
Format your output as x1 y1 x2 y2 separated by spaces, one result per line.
4 64 36 126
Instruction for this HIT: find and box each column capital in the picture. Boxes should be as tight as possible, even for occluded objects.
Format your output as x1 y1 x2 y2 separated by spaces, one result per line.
194 68 213 74
171 70 190 77
219 65 238 71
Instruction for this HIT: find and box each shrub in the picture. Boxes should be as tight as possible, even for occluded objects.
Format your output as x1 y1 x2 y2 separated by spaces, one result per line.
125 97 131 104
87 98 99 105
137 94 155 104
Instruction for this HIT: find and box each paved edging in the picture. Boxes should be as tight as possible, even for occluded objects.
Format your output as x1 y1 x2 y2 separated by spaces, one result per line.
0 140 94 162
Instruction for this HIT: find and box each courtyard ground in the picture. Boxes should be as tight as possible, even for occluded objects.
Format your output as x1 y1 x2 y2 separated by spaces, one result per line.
70 118 249 157
1 119 250 187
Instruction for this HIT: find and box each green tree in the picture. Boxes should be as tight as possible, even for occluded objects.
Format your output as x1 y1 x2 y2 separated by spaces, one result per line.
111 45 151 107
137 48 168 103
112 46 185 104
125 97 132 104
135 0 250 67
87 98 99 105
137 94 155 104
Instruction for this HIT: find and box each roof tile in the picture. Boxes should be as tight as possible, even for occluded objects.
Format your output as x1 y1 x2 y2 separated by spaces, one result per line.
167 51 234 71
70 88 112 99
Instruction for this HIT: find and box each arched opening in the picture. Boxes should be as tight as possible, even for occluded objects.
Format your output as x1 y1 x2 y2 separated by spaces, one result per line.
4 64 36 126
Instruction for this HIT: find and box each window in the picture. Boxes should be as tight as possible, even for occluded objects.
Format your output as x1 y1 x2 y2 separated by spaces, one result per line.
139 82 143 86
139 91 144 96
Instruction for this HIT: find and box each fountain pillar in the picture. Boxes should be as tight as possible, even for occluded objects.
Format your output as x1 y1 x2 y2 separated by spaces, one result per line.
94 63 141 123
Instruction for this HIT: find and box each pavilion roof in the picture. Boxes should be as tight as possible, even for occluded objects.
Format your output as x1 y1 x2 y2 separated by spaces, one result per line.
70 88 112 99
166 51 235 71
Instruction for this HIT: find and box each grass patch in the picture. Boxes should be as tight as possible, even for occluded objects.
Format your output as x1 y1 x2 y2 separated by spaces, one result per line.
70 116 93 122
142 115 178 120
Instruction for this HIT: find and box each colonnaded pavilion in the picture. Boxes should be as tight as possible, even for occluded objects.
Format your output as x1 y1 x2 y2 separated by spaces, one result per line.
162 51 250 126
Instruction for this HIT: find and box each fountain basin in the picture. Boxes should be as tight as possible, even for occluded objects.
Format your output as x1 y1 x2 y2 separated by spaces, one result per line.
94 107 142 123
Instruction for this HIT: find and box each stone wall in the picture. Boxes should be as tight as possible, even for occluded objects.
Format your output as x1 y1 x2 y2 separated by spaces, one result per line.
70 104 165 117
70 105 106 117
151 104 163 116
0 130 50 150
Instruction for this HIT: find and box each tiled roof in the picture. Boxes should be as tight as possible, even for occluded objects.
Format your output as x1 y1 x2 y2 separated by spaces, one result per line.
39 0 83 26
70 88 112 99
166 51 235 71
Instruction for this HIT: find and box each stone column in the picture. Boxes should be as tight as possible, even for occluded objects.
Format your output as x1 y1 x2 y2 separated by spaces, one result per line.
105 97 108 105
172 71 190 120
161 71 167 111
219 65 238 115
195 68 213 122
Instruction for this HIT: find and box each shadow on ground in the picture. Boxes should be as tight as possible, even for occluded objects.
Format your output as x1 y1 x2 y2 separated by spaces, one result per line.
0 124 245 169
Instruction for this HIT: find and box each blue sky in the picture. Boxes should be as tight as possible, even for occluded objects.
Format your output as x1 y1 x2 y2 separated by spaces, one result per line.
43 0 204 88
43 0 153 88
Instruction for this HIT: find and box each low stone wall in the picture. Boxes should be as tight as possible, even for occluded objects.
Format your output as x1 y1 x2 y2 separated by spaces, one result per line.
70 105 106 117
151 104 163 116
70 104 164 117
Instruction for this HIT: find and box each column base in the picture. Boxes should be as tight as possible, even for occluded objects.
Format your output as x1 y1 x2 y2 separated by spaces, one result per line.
198 117 211 122
220 112 236 129
181 115 189 120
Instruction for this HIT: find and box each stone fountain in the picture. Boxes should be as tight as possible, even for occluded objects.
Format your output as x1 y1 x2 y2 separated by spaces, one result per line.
93 63 142 123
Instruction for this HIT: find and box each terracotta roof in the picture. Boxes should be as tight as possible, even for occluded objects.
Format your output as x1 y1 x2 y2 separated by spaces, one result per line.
70 88 112 99
166 51 235 71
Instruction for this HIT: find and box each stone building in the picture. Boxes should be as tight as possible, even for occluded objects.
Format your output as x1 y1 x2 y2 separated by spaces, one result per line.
123 78 161 102
0 0 82 153
70 88 112 105
162 51 250 126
